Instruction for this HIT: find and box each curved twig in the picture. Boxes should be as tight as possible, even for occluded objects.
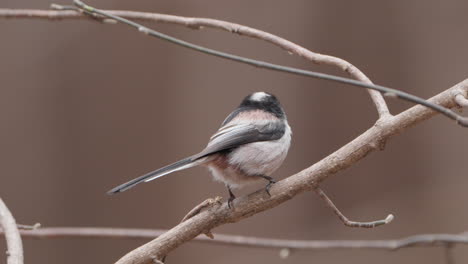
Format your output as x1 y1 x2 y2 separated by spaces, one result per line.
2 5 468 125
71 1 468 127
314 188 393 228
0 5 389 117
0 198 24 264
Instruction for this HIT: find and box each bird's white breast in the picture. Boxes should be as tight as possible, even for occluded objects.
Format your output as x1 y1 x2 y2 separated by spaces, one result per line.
228 122 291 179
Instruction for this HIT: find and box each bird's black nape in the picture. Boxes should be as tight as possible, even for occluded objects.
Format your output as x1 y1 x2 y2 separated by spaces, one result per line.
240 92 285 119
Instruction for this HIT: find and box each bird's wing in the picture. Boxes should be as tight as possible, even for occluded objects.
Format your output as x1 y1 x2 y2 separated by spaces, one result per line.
194 121 285 159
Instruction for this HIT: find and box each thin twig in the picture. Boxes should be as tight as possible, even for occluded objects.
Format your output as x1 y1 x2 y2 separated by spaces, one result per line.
0 6 389 117
0 198 24 264
1 226 468 251
16 223 41 230
71 1 468 127
314 188 393 228
3 7 468 125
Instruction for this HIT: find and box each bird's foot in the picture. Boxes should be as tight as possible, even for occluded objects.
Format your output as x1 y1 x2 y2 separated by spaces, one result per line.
227 185 236 209
228 196 235 209
260 175 276 196
265 179 276 196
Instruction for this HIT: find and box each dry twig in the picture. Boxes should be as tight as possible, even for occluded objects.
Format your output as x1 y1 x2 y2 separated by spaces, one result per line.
2 226 468 252
1 5 467 125
0 198 24 264
314 187 393 228
0 5 388 117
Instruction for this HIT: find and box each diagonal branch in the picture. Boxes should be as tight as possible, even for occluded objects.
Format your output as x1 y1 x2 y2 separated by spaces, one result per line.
0 198 24 264
1 226 468 251
111 79 467 263
0 5 389 117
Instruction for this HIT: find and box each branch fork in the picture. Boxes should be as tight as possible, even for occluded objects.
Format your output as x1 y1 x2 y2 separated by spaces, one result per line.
181 196 223 239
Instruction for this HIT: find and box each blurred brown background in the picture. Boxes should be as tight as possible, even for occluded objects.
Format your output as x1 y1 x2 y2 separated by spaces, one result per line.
1 0 468 263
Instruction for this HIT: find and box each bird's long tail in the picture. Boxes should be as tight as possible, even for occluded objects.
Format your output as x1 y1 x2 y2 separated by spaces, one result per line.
107 156 201 194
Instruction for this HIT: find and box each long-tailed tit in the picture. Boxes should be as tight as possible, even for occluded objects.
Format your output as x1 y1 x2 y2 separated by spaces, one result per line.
108 92 291 208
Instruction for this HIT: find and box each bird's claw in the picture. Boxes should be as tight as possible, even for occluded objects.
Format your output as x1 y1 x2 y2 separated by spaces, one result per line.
265 179 276 196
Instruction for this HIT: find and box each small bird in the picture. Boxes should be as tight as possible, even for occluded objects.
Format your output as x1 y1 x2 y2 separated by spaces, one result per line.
107 92 292 208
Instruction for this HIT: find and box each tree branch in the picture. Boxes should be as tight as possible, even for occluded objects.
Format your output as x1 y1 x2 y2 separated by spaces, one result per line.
108 79 466 263
3 4 468 263
1 226 468 251
7 5 436 119
314 187 393 228
0 198 24 264
2 6 468 125
0 5 389 117
73 2 468 127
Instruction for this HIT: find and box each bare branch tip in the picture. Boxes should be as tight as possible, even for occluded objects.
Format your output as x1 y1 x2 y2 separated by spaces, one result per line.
17 222 41 230
455 93 468 108
385 214 394 224
204 231 214 239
